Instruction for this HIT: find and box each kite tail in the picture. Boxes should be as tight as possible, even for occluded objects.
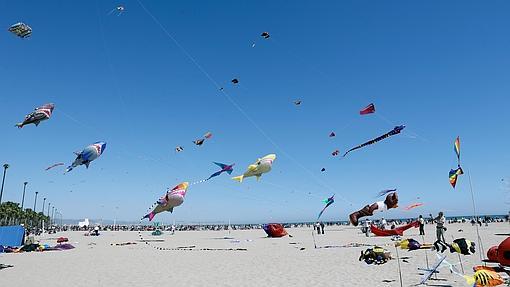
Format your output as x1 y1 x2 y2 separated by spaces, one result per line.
143 212 155 221
64 166 73 173
232 175 244 183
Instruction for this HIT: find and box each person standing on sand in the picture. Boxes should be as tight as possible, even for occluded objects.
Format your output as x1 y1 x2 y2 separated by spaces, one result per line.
418 215 425 235
320 222 325 234
431 212 447 252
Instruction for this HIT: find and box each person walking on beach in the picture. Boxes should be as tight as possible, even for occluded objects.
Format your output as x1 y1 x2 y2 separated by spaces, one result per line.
431 212 447 252
418 215 425 235
315 222 321 235
320 222 325 234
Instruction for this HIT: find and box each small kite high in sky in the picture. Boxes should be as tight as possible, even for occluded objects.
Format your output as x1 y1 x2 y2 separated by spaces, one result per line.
175 146 183 152
317 195 334 220
193 139 205 146
329 132 336 137
16 103 54 128
261 32 270 39
331 150 339 156
231 78 239 84
404 203 423 210
66 142 106 173
377 189 397 198
343 125 405 157
293 100 302 106
45 163 64 171
204 132 212 139
9 22 32 38
321 168 326 172
232 154 276 182
449 137 464 189
207 162 234 180
143 182 189 221
359 103 376 115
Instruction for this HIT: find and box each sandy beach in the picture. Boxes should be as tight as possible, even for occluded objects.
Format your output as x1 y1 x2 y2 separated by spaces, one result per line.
1 222 508 286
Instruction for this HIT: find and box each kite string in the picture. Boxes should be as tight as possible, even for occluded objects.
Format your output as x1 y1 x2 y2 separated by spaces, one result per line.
136 0 354 205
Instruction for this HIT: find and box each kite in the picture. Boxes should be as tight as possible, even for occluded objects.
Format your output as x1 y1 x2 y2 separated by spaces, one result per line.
193 139 205 146
232 154 276 182
349 192 398 226
464 268 505 287
329 132 336 137
263 224 288 238
16 103 55 128
377 189 396 198
175 146 183 152
449 166 464 188
143 182 189 221
359 246 391 265
207 162 234 180
231 78 239 84
454 136 460 164
331 150 339 156
45 163 64 171
343 125 405 157
261 32 270 39
204 132 212 139
359 103 375 115
320 168 326 172
370 221 419 236
448 238 475 255
65 142 106 173
293 100 302 106
9 22 32 38
317 195 334 220
403 203 423 210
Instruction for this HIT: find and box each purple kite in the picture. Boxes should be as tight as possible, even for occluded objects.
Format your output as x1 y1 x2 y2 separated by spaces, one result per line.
207 162 234 180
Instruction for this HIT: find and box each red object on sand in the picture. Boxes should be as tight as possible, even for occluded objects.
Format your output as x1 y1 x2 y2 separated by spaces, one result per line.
487 246 499 262
263 224 288 238
359 103 376 115
370 221 419 236
487 237 510 266
57 237 68 243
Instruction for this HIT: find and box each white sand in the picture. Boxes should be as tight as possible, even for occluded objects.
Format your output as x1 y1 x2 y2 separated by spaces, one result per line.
1 222 509 286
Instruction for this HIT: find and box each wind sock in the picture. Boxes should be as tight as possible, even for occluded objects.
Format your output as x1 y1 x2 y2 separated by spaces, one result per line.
449 166 464 188
343 125 405 157
317 195 335 220
207 162 234 180
359 103 375 115
454 136 461 165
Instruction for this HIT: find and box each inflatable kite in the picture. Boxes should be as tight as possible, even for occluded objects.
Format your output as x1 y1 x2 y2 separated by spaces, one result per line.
404 203 423 210
262 223 287 237
486 236 510 266
465 268 505 287
207 162 234 180
143 182 189 221
45 163 64 171
396 238 433 251
370 221 419 237
448 238 475 255
317 195 334 220
9 22 32 38
359 246 391 265
16 103 54 128
65 142 106 173
232 154 276 182
349 192 398 226
359 103 375 115
343 125 405 157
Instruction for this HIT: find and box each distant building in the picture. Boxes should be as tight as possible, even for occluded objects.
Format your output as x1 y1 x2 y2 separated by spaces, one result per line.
78 218 89 228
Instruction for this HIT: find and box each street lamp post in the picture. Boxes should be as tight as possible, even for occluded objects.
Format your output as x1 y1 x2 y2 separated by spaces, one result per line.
21 182 27 210
33 191 38 211
0 164 9 204
51 207 55 225
42 197 46 214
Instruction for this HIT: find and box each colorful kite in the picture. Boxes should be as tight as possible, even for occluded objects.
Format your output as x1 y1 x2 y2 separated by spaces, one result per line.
45 163 64 171
449 166 464 188
329 132 336 137
377 189 397 198
143 182 189 221
232 154 276 182
16 103 55 128
66 142 106 173
204 132 213 139
454 136 461 164
317 195 334 220
404 203 423 210
207 162 234 180
359 103 376 115
343 125 405 157
9 22 32 38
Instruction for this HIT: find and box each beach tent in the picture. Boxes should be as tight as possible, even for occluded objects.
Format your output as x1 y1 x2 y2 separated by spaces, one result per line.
0 225 25 247
262 224 288 238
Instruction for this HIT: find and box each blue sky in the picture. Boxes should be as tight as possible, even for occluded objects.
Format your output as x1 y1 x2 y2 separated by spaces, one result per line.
1 0 509 224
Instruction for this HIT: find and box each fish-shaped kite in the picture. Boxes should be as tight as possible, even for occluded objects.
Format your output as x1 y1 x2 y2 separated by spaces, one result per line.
360 103 375 115
232 154 276 182
317 195 334 220
16 103 54 128
66 142 106 173
143 182 189 221
207 162 234 180
343 125 405 157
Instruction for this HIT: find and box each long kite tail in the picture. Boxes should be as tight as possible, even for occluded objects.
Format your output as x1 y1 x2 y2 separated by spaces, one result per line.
343 127 403 157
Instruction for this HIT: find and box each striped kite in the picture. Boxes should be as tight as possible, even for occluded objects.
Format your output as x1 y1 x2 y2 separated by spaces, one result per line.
343 125 405 157
449 166 464 188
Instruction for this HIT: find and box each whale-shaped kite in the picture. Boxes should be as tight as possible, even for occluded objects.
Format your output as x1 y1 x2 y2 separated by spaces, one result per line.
143 182 189 221
66 142 106 173
232 154 276 182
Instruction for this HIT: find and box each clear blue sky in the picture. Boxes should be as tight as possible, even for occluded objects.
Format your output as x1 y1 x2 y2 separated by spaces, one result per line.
1 0 509 224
